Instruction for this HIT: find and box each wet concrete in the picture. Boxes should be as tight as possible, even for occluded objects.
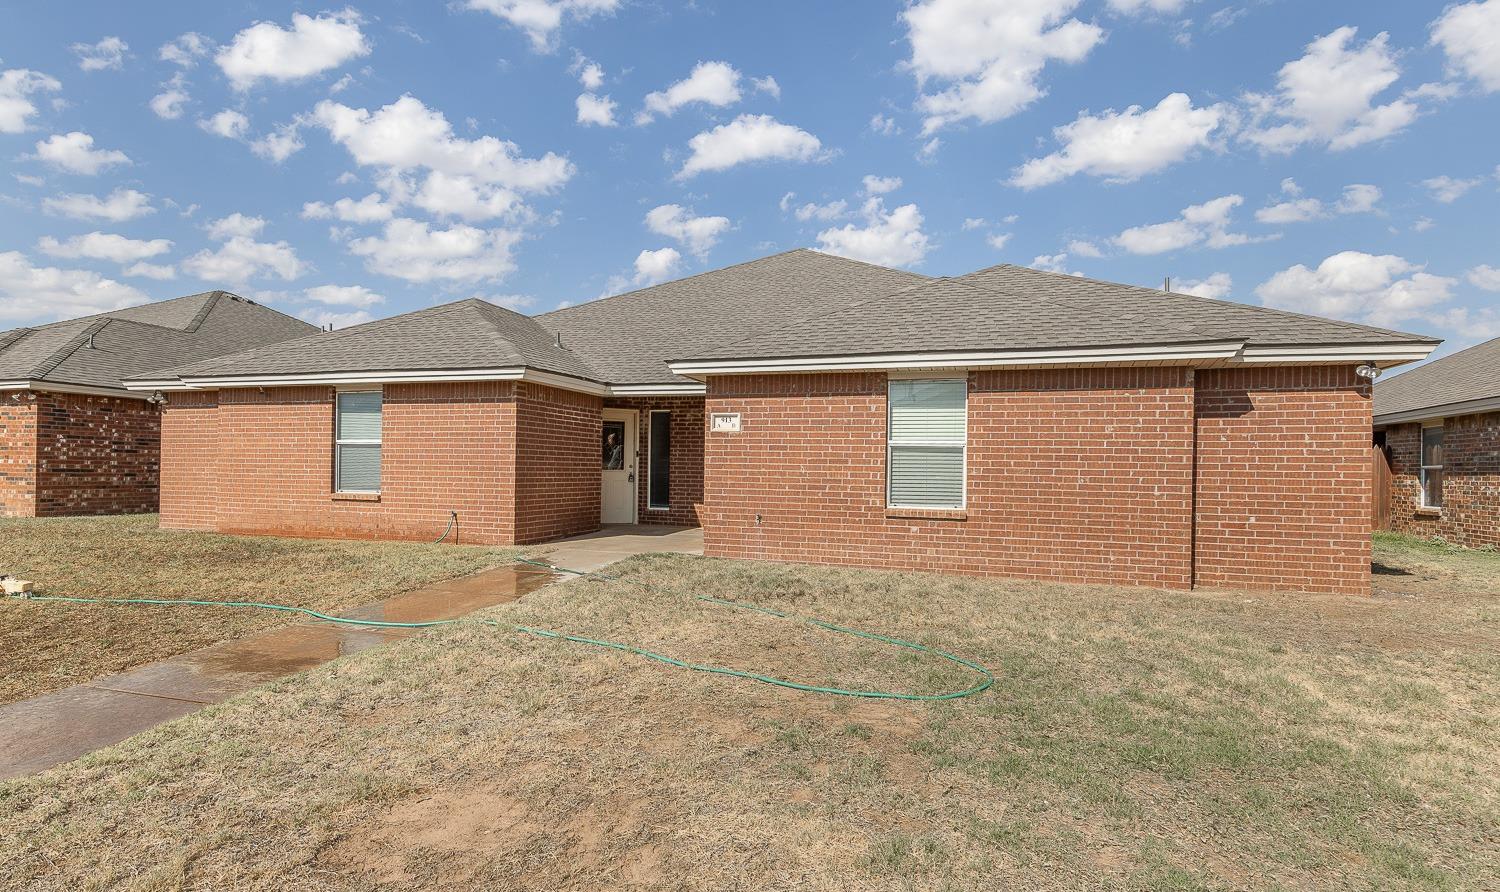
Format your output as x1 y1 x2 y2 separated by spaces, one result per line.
0 564 556 781
538 524 704 575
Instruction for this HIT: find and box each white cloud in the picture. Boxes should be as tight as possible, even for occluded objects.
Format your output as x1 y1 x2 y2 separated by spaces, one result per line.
0 251 150 322
200 109 250 140
13 174 44 187
123 262 176 280
1255 251 1457 326
633 247 682 285
408 170 523 221
1113 194 1260 254
752 75 781 99
301 192 394 223
986 232 1012 250
1431 1 1500 92
206 212 266 240
576 60 605 90
216 9 370 91
303 283 385 307
961 217 986 230
1241 27 1418 153
1467 264 1500 291
869 113 900 136
300 308 372 329
793 199 848 222
31 131 130 175
904 0 1104 133
637 61 743 124
250 121 305 162
41 188 154 221
1412 217 1435 232
160 32 212 67
1173 272 1232 299
645 204 731 258
862 174 902 195
347 218 520 282
183 236 306 284
329 73 355 94
917 136 942 162
677 113 823 179
36 232 172 263
0 69 62 133
1031 252 1076 274
464 0 621 52
312 95 573 192
1066 239 1103 257
1010 93 1224 188
1256 182 1383 222
150 75 190 120
1334 183 1381 214
1422 174 1483 203
576 93 617 127
815 198 930 268
72 36 128 72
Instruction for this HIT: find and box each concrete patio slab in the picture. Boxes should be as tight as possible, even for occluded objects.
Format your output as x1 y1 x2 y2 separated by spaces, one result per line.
536 523 704 575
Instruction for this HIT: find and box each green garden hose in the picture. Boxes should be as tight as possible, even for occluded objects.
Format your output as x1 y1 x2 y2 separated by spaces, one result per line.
8 558 994 702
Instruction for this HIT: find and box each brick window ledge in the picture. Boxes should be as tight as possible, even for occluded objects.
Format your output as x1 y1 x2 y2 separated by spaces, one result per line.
1414 506 1441 517
886 507 967 521
332 491 381 503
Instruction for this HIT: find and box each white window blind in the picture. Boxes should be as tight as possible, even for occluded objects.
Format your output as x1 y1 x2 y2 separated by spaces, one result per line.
336 390 382 493
888 379 966 508
1420 424 1444 509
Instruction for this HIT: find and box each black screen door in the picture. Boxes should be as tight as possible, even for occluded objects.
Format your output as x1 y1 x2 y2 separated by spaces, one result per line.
648 411 670 509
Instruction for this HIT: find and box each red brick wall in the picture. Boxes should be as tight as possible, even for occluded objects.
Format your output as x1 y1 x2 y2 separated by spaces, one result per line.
516 384 604 543
1193 367 1371 595
1383 412 1500 548
158 381 603 546
702 366 1371 595
31 393 160 516
0 399 39 517
602 395 705 527
702 369 1197 588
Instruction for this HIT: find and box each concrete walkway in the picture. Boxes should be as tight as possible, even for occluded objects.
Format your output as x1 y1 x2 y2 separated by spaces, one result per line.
0 524 703 781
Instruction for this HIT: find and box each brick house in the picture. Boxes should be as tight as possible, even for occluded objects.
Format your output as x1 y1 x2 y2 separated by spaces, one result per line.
0 292 317 517
132 250 1439 594
1373 336 1499 548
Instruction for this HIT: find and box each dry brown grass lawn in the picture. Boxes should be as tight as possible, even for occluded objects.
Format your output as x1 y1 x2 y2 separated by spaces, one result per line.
0 515 521 704
1 532 1497 891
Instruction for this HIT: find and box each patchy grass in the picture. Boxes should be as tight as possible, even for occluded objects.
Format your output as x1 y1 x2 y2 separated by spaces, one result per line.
0 515 521 704
0 532 1497 890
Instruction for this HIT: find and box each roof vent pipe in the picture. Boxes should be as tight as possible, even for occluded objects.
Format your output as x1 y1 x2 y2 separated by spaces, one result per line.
87 333 96 349
1163 277 1172 293
555 331 563 348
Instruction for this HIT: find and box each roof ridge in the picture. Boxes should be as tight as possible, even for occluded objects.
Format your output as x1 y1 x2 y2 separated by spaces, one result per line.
1378 334 1500 384
0 327 36 354
29 319 111 379
534 248 928 322
182 291 225 332
987 264 1437 344
468 299 605 380
955 275 1218 341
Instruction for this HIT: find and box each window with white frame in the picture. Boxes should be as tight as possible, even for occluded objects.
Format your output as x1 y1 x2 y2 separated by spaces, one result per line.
335 390 382 493
887 378 966 509
1420 422 1444 509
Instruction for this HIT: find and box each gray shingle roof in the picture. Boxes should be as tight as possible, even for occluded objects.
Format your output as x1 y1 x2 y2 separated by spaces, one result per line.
154 298 599 382
955 265 1438 347
1374 336 1500 420
535 249 929 384
0 292 317 393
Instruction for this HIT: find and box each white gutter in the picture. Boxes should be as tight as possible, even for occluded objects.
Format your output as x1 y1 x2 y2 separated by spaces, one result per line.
606 383 706 396
1375 394 1500 426
0 379 148 400
1239 343 1438 366
668 341 1247 378
127 368 714 398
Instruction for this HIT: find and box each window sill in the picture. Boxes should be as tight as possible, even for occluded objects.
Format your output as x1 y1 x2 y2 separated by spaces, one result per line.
1414 506 1441 517
647 506 671 512
886 507 967 521
332 491 381 502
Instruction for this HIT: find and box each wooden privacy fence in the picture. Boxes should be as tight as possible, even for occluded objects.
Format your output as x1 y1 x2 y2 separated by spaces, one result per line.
1372 445 1392 531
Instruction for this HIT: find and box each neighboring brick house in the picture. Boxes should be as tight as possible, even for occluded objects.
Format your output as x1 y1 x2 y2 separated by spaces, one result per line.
1373 336 1499 548
0 292 318 517
133 250 1440 594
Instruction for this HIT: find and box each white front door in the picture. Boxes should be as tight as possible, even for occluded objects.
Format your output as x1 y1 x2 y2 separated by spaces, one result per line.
600 408 637 524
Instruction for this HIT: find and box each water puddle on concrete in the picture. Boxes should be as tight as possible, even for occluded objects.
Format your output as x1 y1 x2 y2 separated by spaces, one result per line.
0 564 557 780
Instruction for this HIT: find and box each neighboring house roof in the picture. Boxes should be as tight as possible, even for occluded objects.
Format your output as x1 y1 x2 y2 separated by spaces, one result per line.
534 249 928 385
132 250 1441 394
1373 336 1500 423
141 298 600 386
0 291 317 396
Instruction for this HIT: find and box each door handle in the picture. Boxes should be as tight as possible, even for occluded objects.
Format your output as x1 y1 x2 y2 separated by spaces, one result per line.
627 471 635 483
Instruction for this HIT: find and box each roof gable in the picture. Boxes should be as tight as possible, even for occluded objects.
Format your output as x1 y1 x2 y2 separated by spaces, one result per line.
1374 336 1500 420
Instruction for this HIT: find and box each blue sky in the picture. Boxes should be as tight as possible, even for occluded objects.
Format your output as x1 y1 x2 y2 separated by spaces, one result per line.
0 0 1496 362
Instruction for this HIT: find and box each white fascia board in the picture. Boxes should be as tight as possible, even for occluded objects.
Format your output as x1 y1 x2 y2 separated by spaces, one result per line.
0 379 146 400
1239 342 1438 366
130 367 609 396
668 341 1246 377
605 383 707 396
1375 394 1500 426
